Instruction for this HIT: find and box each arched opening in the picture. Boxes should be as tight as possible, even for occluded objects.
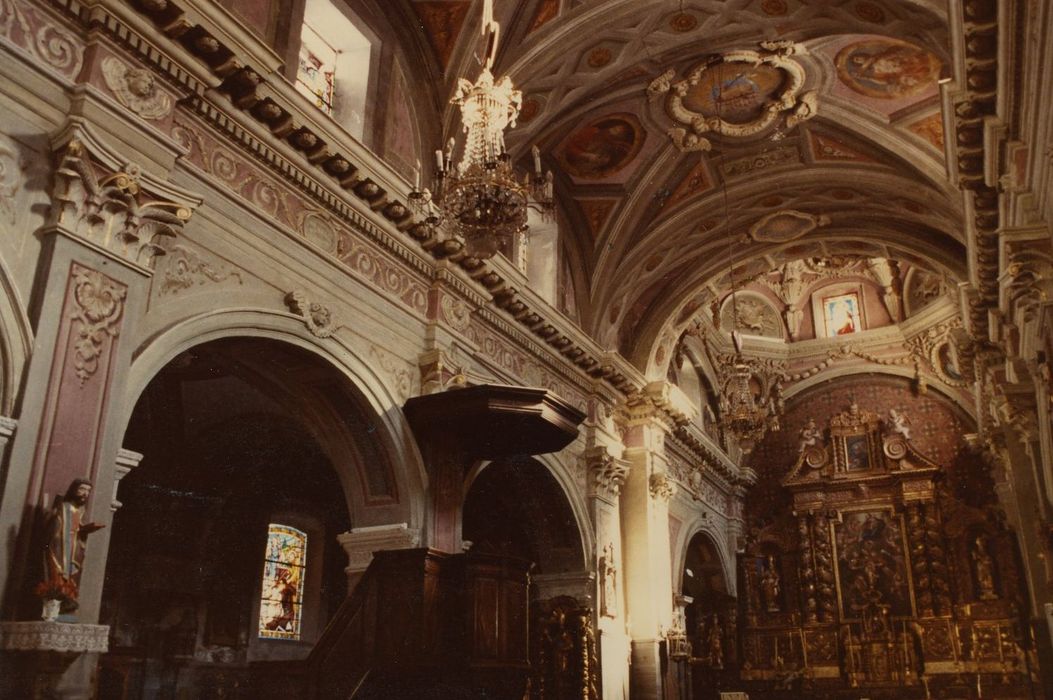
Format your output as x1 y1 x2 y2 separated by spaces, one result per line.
98 337 393 696
680 531 735 700
462 457 591 697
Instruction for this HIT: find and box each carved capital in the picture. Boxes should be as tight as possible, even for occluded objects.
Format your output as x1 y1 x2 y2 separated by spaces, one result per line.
586 447 629 500
285 289 337 338
49 120 200 270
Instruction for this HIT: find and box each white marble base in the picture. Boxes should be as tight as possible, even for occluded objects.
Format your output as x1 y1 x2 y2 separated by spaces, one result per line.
0 621 109 653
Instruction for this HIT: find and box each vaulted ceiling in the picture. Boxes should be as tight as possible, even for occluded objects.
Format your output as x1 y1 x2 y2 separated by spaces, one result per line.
393 0 963 376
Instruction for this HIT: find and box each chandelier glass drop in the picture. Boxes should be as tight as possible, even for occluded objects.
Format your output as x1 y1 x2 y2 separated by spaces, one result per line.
411 0 553 260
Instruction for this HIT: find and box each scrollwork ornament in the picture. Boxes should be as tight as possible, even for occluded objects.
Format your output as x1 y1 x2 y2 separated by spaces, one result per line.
285 289 337 338
102 57 173 120
70 265 127 384
587 449 629 499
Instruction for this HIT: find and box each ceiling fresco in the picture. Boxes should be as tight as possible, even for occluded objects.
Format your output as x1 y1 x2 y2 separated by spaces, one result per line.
398 0 962 376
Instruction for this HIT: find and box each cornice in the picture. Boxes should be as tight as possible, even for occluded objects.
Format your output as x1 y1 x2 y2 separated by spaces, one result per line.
40 0 651 403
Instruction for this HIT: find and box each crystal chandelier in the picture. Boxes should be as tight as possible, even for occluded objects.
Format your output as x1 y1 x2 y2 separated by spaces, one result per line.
717 337 781 454
410 0 553 259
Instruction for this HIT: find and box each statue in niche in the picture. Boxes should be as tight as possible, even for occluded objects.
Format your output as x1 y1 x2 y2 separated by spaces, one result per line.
599 542 618 617
798 418 823 453
972 535 998 600
41 479 105 612
887 408 912 441
760 555 781 612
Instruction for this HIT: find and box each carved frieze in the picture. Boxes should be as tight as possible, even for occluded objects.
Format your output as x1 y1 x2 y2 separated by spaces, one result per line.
0 0 84 80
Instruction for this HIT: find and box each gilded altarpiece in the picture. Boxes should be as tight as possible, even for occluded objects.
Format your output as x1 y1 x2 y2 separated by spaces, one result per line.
736 404 1038 697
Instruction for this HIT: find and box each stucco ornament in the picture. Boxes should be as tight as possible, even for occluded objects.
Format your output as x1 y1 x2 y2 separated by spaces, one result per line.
70 264 127 384
101 57 172 120
648 41 818 152
285 290 337 338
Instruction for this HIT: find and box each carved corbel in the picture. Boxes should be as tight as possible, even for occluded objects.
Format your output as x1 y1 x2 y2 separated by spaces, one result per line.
48 120 200 270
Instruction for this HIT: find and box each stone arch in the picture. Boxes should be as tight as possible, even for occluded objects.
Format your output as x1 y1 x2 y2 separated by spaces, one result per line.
674 522 735 599
463 455 590 596
120 308 427 532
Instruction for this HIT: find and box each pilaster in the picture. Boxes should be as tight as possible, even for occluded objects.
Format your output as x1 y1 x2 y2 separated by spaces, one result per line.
618 399 677 700
337 523 422 591
0 119 199 622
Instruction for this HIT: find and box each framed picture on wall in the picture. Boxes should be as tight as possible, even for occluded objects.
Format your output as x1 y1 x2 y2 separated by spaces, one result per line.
811 283 868 338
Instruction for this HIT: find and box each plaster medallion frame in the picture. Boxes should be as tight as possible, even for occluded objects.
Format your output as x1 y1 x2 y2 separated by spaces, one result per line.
648 41 818 152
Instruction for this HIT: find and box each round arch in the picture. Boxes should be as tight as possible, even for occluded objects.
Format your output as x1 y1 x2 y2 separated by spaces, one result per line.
465 450 594 572
673 520 736 599
120 307 427 533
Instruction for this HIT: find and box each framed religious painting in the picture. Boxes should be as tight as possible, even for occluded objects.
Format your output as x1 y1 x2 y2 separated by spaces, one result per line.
811 283 867 339
831 507 916 626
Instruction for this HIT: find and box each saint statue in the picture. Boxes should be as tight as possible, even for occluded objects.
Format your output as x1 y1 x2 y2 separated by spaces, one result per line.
599 542 618 618
42 478 105 612
707 613 724 668
972 535 998 600
760 555 781 612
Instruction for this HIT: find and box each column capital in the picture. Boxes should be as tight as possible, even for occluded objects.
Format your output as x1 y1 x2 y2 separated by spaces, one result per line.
48 118 201 272
585 446 629 502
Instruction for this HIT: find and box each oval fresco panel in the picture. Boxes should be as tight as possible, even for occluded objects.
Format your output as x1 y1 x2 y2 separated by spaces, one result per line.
681 63 786 125
835 38 941 99
560 113 645 180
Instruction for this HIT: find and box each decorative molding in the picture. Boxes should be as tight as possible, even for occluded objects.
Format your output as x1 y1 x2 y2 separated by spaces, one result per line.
284 289 336 338
70 264 127 385
100 56 172 120
49 120 200 270
648 42 817 152
337 523 421 576
0 621 109 653
159 244 242 295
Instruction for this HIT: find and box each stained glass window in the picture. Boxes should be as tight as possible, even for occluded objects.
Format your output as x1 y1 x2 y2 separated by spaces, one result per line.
258 524 307 640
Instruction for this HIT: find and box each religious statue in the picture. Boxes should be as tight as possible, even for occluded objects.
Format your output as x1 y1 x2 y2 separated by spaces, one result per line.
760 555 781 612
887 408 912 441
707 613 724 669
599 542 618 617
972 535 998 600
798 418 822 454
41 478 104 612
